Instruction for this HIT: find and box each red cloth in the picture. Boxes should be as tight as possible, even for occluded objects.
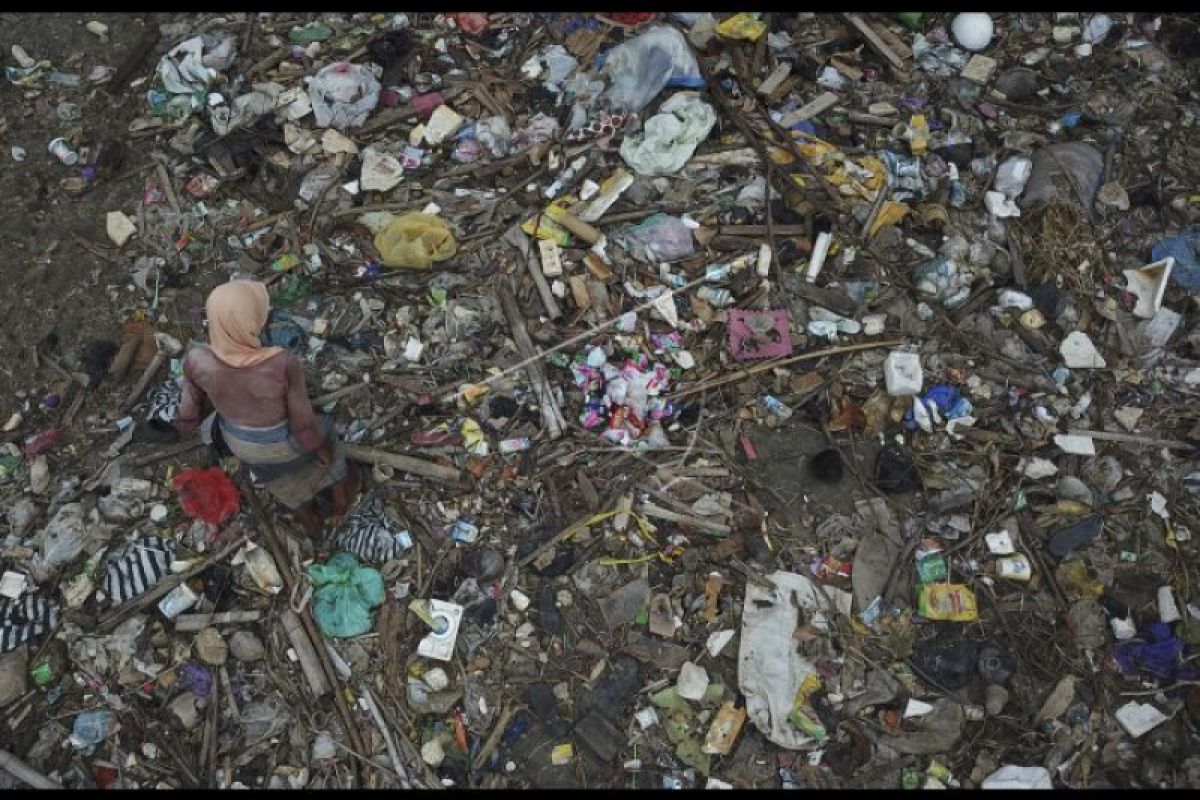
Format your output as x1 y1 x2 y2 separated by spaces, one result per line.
174 467 240 526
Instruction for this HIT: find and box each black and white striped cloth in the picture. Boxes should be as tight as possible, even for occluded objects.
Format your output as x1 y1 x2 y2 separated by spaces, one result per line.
0 595 59 653
145 378 183 424
329 494 412 564
103 537 177 605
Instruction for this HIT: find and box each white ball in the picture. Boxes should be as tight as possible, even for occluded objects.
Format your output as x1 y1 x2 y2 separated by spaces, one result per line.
951 13 994 52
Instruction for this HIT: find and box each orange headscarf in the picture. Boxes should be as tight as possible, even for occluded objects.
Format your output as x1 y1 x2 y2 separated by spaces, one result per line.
205 280 284 368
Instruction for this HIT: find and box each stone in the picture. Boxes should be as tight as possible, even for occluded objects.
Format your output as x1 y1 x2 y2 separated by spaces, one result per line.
676 661 710 701
0 646 28 706
228 631 266 662
985 684 1009 716
1060 331 1106 369
194 627 228 666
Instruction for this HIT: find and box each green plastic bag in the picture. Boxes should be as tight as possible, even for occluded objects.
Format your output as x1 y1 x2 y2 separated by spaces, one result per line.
306 552 385 638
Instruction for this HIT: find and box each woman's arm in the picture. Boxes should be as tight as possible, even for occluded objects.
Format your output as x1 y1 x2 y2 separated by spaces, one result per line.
176 354 207 434
283 355 329 456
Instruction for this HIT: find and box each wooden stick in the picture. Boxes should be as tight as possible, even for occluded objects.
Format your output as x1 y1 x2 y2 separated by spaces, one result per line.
107 23 160 95
842 13 907 73
640 501 732 536
669 339 904 401
174 610 262 632
497 279 567 440
121 352 166 412
281 608 332 698
133 440 206 468
155 159 182 215
310 382 370 407
342 443 466 484
109 338 140 382
0 749 62 789
472 701 517 772
361 685 412 788
1066 429 1195 451
242 485 367 786
503 225 561 320
518 510 596 568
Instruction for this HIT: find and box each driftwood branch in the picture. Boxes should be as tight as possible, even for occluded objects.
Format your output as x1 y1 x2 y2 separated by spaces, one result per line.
497 279 567 440
342 443 466 484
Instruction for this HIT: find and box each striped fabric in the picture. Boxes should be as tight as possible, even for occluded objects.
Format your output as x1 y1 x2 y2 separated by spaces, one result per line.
330 493 412 564
0 595 59 653
145 378 183 424
103 536 177 605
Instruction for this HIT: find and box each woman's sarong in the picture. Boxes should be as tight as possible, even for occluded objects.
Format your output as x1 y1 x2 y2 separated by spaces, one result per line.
219 415 347 510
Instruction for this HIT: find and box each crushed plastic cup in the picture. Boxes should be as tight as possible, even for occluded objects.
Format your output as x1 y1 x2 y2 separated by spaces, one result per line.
47 137 79 165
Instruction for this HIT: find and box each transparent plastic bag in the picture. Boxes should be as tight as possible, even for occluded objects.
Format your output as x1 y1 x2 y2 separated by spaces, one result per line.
374 213 457 269
601 26 702 113
614 213 695 262
307 62 380 129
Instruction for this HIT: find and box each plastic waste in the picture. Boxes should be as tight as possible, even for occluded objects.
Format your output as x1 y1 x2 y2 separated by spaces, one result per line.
738 571 852 749
613 213 694 262
307 62 381 129
911 640 978 690
1151 225 1200 292
32 503 86 579
916 584 979 621
601 26 702 113
374 213 457 269
981 765 1053 789
307 552 385 638
70 709 115 750
173 467 240 526
950 13 994 51
620 92 715 176
715 12 767 41
1021 142 1103 209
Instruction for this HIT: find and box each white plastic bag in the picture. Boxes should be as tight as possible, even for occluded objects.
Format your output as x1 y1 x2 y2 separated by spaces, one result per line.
981 765 1053 789
602 26 702 113
308 62 381 129
738 571 852 749
619 91 716 175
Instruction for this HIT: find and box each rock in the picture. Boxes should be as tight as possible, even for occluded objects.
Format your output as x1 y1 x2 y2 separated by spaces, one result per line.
1060 331 1106 369
985 684 1009 716
106 211 137 247
1035 675 1076 724
421 737 446 767
29 455 49 494
1113 406 1143 432
510 589 530 611
0 646 28 706
194 627 228 666
676 661 710 701
169 691 202 729
228 631 266 662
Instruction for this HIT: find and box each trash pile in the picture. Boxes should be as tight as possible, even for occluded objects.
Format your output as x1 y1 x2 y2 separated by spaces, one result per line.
1 10 1199 790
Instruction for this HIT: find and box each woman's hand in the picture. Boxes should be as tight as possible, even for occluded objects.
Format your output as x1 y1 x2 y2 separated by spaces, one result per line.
316 442 335 466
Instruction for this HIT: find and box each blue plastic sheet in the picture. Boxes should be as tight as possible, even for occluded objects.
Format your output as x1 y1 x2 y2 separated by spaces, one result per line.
1151 225 1200 292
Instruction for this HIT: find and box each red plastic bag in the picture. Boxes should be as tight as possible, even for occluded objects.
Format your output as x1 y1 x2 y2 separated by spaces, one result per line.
452 13 489 36
173 467 240 526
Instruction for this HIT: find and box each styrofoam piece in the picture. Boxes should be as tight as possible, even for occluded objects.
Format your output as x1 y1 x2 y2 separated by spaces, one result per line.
883 351 923 396
1123 258 1173 319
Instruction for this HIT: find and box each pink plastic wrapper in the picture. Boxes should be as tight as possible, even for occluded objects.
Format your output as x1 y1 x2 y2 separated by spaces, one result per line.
728 309 793 361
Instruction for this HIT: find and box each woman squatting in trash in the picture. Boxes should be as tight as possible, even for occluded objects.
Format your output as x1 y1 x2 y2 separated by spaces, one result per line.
175 280 360 539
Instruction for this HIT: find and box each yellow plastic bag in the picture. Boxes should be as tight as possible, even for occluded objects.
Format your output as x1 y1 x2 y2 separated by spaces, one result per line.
716 13 767 41
374 213 456 269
